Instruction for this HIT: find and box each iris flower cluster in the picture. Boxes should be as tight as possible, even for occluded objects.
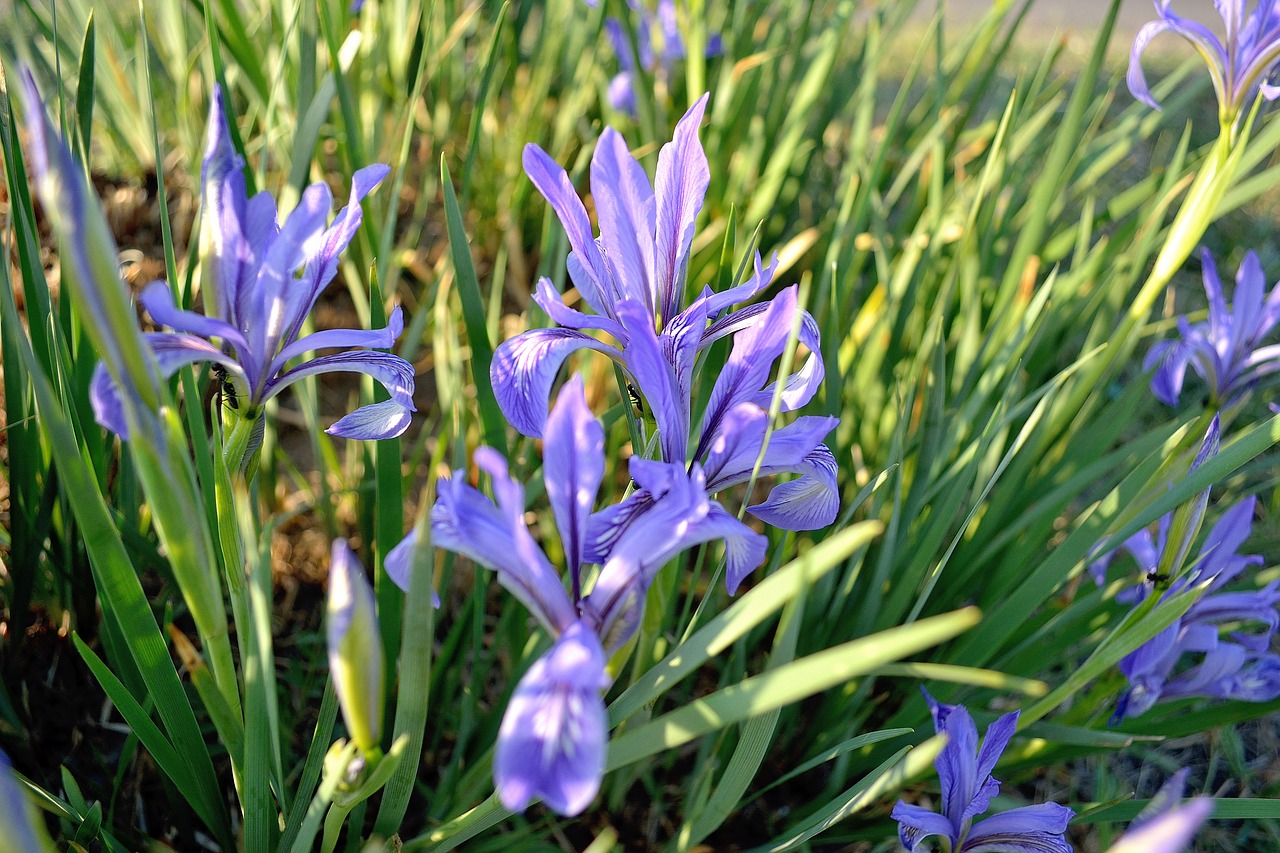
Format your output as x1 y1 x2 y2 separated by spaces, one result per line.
588 0 723 115
494 96 838 592
92 87 416 444
389 95 840 815
1092 494 1280 721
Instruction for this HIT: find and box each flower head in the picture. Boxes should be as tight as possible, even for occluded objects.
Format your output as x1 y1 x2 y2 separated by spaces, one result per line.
327 541 385 753
418 378 764 814
92 86 415 442
494 97 837 555
1144 249 1280 408
1129 1 1280 127
891 690 1074 853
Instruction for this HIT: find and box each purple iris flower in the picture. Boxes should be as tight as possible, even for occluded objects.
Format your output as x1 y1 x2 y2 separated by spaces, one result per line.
91 86 415 441
595 0 723 116
327 540 385 753
1129 1 1280 125
1108 769 1214 853
417 377 764 815
1096 495 1280 721
494 97 837 552
891 690 1074 853
1144 249 1280 408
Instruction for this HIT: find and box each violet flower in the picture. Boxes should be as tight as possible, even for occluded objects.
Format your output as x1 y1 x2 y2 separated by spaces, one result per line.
494 96 837 551
327 540 385 753
1129 1 1280 126
595 0 722 115
1144 249 1280 408
1097 495 1280 721
891 690 1074 853
417 377 764 815
1108 769 1214 853
91 86 415 442
0 750 53 853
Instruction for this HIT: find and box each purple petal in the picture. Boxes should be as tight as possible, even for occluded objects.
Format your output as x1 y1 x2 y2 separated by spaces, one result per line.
90 361 130 437
0 749 49 853
327 539 384 751
892 800 958 852
532 277 626 337
936 704 980 829
326 399 413 440
200 85 253 325
1112 798 1213 853
544 376 605 587
591 128 657 312
431 449 575 634
654 94 710 324
705 502 768 595
967 711 1019 822
1145 339 1191 407
617 299 690 463
696 251 778 319
269 350 417 411
490 328 618 438
747 444 839 531
384 528 442 608
494 621 609 816
271 305 405 374
1128 20 1177 109
961 803 1075 853
251 181 333 361
524 144 613 314
140 280 249 354
279 163 391 347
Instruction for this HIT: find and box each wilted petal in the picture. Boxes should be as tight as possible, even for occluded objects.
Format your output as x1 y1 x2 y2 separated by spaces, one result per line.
383 528 442 608
431 448 576 633
654 95 710 324
494 621 609 816
544 377 605 585
492 329 618 438
961 802 1075 853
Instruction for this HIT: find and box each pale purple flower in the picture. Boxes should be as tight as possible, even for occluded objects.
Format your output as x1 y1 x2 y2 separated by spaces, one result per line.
494 97 837 548
1145 249 1280 407
419 377 764 814
892 690 1074 853
1129 1 1280 125
0 750 51 853
91 86 415 441
1108 769 1214 853
327 540 385 753
599 0 723 116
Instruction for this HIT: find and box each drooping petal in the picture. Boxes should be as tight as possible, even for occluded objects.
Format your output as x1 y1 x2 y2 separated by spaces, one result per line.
270 305 405 374
1144 338 1192 407
892 800 959 852
383 528 442 608
532 277 627 338
90 361 129 437
654 94 710 324
705 502 768 595
268 350 417 412
591 127 657 311
961 802 1075 853
140 280 250 357
494 621 610 816
544 376 605 587
1128 19 1179 109
524 144 613 314
431 448 576 634
327 399 414 440
491 328 619 437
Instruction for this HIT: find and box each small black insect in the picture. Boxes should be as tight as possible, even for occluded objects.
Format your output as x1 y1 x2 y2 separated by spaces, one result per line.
1146 569 1172 588
213 364 239 410
627 382 645 415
